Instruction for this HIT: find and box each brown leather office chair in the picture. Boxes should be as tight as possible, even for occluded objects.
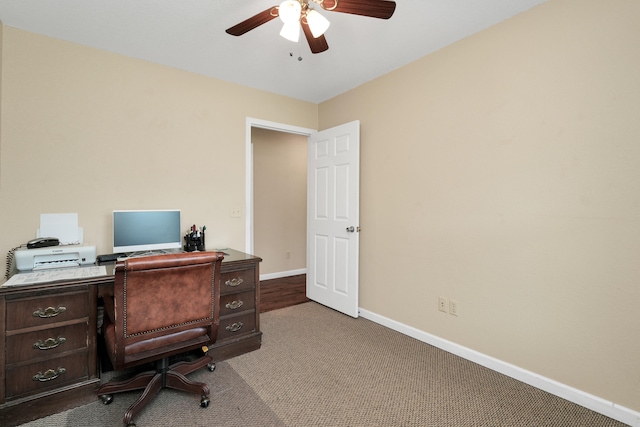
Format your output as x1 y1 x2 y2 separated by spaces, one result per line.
97 252 224 427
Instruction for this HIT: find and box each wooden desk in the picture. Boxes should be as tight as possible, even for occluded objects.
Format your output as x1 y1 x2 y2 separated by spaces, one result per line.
0 249 261 426
210 249 262 361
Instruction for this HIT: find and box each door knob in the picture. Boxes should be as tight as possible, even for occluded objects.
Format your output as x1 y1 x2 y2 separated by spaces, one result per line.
346 226 355 232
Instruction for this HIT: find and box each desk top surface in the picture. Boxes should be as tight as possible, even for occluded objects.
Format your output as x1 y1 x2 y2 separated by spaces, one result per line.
1 249 259 293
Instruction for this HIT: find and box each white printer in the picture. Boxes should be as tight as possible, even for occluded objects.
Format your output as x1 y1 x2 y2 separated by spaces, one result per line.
14 245 97 271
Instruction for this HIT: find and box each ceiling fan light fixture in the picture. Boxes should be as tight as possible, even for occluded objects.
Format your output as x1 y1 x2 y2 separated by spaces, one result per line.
305 9 330 38
280 21 301 42
278 0 302 24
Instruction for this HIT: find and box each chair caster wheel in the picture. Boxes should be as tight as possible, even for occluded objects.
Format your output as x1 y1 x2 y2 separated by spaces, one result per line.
126 423 136 427
207 363 216 372
200 396 210 408
100 394 114 405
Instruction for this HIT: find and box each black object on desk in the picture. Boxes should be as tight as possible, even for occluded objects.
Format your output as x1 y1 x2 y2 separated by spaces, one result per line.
97 253 126 264
184 225 205 252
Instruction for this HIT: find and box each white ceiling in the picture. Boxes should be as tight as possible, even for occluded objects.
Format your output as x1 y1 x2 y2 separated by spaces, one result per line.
0 0 547 103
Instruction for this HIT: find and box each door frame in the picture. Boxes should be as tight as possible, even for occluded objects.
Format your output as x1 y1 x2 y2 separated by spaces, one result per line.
244 117 316 256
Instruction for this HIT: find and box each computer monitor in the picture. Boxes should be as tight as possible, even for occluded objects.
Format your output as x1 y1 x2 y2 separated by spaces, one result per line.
112 209 182 253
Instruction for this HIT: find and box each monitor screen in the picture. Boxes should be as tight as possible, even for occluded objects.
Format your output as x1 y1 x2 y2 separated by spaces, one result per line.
113 210 182 253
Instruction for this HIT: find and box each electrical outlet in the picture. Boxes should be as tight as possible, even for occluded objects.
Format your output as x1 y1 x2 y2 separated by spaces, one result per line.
449 299 459 316
231 208 241 218
438 297 448 313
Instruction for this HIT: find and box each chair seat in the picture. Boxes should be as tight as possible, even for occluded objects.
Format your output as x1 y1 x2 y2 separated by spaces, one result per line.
104 324 210 366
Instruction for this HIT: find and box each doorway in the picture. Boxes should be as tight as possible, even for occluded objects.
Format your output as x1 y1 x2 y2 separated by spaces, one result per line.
245 118 315 280
253 128 307 277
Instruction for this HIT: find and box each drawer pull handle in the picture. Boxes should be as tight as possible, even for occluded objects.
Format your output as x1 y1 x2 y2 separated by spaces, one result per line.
33 337 67 350
33 367 66 382
225 322 244 332
225 278 244 287
33 306 67 318
226 300 244 310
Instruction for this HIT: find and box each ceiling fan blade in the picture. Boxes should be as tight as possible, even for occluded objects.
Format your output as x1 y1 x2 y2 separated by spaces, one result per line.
322 0 396 19
225 7 279 36
302 22 329 54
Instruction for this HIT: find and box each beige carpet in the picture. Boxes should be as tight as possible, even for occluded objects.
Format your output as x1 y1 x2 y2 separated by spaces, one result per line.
20 302 628 426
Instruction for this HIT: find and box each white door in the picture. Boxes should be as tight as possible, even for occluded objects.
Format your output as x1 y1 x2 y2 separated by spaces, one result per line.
307 121 360 318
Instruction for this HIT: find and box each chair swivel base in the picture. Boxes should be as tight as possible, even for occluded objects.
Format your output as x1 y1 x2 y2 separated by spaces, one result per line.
98 355 215 427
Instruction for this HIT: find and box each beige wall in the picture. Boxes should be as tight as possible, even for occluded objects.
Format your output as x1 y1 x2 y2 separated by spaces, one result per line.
253 128 307 274
0 27 317 264
0 22 3 183
320 0 639 413
1 0 639 417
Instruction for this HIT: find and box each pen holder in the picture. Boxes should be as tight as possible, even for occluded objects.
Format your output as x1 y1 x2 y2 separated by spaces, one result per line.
184 231 205 252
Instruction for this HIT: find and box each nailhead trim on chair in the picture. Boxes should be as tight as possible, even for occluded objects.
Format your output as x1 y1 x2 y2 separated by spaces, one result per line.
121 264 217 339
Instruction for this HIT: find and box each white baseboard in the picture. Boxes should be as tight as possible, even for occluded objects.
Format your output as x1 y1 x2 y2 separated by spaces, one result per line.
358 307 640 427
260 268 307 282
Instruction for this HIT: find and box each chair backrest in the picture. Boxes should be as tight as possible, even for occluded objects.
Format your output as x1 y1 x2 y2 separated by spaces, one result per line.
108 251 224 368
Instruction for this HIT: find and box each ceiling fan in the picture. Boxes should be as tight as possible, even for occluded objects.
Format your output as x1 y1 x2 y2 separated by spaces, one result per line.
225 0 397 54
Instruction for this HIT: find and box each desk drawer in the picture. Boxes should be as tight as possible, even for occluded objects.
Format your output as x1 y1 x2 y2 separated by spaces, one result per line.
218 311 256 341
7 291 89 330
219 291 255 317
221 269 255 294
5 351 89 399
6 322 88 364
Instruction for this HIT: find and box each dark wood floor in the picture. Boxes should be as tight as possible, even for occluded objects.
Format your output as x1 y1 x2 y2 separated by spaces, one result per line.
259 274 309 313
